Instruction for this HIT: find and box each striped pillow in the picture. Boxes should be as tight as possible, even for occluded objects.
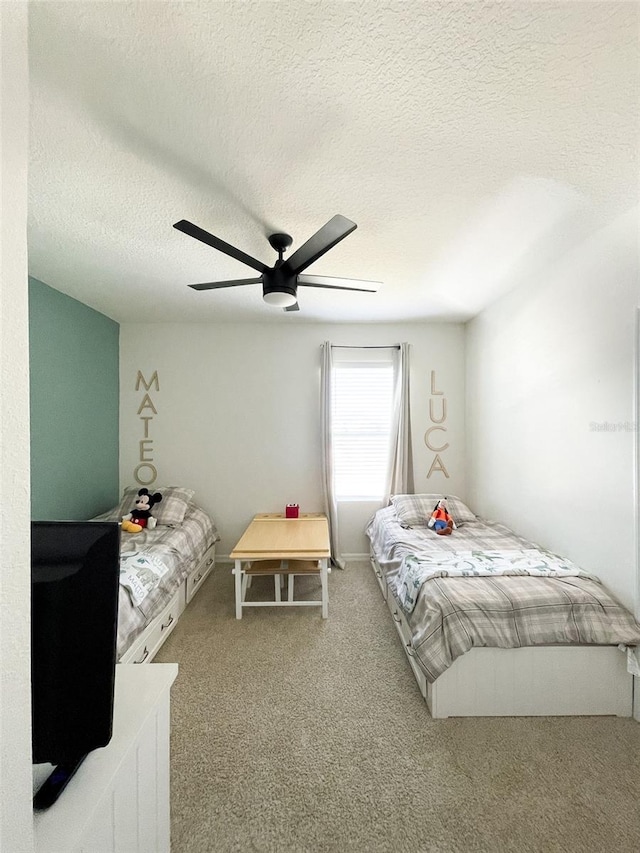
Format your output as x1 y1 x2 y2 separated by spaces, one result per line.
115 486 195 527
390 494 476 528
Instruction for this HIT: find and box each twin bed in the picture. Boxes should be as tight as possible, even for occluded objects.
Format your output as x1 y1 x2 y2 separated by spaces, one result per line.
366 495 640 718
96 486 219 663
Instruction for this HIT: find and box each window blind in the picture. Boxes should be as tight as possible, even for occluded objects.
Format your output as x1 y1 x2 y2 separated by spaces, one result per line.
331 362 395 500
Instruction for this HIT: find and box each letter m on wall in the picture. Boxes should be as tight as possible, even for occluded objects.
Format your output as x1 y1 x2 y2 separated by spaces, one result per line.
135 371 160 392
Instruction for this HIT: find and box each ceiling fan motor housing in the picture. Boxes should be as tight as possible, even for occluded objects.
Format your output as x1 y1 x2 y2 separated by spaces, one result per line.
262 266 297 306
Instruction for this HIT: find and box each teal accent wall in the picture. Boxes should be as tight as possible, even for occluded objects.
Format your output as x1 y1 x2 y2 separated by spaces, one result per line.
29 277 120 519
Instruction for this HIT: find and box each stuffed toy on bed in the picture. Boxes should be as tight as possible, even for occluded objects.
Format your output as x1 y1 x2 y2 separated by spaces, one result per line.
121 488 163 534
428 498 456 536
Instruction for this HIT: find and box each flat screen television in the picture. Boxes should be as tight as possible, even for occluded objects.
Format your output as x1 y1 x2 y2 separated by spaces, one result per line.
31 520 120 809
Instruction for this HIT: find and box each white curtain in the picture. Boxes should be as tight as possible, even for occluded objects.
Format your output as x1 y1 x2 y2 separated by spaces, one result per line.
320 341 344 569
386 342 414 503
321 341 412 569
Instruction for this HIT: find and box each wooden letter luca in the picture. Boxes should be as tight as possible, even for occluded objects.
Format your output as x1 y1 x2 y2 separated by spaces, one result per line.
134 371 159 485
425 370 450 479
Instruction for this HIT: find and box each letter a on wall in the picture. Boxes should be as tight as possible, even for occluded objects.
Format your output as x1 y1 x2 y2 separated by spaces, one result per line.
427 454 450 478
137 393 158 415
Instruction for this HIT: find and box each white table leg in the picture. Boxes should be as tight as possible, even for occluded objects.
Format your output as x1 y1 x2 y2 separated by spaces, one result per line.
274 574 281 602
320 559 329 618
241 573 249 602
234 559 243 619
288 574 294 602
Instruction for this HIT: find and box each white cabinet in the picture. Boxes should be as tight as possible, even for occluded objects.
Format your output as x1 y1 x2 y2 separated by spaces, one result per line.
34 664 178 853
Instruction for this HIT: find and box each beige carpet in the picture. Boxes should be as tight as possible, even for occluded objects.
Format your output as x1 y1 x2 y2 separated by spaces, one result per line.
155 560 640 853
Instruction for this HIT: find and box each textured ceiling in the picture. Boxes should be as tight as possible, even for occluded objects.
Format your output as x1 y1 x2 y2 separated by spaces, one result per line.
28 1 638 324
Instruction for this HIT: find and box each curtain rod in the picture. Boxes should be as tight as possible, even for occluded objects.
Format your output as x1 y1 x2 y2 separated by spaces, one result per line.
328 345 401 350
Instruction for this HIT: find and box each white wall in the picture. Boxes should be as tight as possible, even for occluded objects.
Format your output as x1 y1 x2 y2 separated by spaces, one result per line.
466 208 639 610
119 322 465 557
0 2 34 851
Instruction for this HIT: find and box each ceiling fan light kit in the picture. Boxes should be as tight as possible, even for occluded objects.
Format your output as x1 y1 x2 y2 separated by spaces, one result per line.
263 290 297 308
173 215 380 313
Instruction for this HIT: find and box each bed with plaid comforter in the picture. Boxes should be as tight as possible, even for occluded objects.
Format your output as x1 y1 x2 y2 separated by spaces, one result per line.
366 506 640 682
95 502 219 657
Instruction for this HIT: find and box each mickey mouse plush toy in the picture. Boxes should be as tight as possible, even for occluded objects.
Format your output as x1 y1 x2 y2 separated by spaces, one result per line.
121 488 163 534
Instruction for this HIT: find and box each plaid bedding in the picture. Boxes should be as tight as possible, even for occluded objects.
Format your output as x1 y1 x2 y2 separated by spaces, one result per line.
366 505 520 576
94 502 219 656
394 549 594 614
366 506 640 682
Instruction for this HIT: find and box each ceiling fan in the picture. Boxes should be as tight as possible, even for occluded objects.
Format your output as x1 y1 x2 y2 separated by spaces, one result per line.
173 214 379 312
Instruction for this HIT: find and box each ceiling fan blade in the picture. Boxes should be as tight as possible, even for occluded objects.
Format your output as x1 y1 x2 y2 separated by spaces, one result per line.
284 302 300 312
298 274 379 291
297 275 376 294
174 220 269 274
188 278 262 291
283 215 357 276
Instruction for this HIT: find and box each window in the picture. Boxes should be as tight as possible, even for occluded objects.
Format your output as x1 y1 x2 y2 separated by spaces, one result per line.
331 353 396 500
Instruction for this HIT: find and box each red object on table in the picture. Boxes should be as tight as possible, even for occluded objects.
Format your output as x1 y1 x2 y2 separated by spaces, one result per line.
285 504 299 518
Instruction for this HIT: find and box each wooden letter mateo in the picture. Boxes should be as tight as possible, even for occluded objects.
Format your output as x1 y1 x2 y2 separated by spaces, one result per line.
134 371 159 485
425 370 450 479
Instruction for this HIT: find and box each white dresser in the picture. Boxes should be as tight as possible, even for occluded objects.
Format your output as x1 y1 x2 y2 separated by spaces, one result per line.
34 663 178 853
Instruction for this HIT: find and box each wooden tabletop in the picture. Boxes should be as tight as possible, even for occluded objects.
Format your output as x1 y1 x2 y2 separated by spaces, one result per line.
230 515 330 561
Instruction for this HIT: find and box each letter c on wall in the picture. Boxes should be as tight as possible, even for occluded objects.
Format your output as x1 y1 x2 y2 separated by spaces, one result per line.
424 426 449 453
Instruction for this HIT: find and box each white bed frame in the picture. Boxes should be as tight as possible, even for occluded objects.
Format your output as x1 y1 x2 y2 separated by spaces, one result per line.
119 543 216 664
370 553 634 718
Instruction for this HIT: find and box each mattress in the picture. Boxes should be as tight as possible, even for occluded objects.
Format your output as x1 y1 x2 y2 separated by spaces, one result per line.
366 506 640 682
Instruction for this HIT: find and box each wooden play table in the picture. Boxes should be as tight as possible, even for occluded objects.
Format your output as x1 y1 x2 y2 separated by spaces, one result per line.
230 514 330 619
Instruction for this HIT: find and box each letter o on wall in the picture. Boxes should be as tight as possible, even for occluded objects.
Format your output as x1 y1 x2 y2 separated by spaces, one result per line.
424 426 450 453
134 463 158 486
